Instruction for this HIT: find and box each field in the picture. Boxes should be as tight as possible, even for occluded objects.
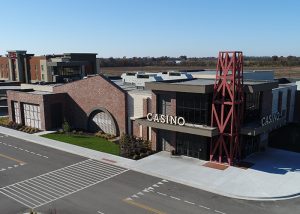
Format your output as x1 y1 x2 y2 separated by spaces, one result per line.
101 66 300 79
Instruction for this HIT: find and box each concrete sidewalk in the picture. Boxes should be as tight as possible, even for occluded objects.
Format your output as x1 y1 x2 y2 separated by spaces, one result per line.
132 150 300 201
1 126 300 201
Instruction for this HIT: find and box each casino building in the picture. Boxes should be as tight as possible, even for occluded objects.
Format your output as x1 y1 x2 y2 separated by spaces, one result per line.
6 52 299 164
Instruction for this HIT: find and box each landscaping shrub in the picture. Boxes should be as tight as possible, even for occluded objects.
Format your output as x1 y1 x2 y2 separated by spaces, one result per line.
119 133 154 160
95 131 115 140
146 150 152 156
0 117 10 126
132 154 140 160
62 120 71 133
140 153 147 158
58 129 64 134
0 117 40 134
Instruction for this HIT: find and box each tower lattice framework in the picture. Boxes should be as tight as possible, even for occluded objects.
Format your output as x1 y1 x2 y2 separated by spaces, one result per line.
210 51 244 165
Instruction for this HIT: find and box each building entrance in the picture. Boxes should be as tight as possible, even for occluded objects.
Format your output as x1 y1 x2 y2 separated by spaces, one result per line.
241 135 260 158
176 133 209 160
157 130 172 151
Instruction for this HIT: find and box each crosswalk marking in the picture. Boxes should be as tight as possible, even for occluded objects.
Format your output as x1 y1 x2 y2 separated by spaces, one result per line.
0 159 128 209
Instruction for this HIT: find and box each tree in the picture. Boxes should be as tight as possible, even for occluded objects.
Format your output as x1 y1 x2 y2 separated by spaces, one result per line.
272 55 278 61
179 55 187 60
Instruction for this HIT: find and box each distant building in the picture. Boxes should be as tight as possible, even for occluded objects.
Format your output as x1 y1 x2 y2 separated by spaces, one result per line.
0 50 100 83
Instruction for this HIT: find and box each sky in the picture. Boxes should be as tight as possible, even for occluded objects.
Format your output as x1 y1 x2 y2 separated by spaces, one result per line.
1 0 300 57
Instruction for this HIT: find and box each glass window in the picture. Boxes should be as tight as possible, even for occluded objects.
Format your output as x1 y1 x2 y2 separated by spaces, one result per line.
23 103 41 129
13 101 21 124
244 92 262 123
176 93 212 125
158 94 172 115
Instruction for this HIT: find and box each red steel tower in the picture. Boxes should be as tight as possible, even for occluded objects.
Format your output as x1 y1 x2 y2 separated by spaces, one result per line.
210 51 244 165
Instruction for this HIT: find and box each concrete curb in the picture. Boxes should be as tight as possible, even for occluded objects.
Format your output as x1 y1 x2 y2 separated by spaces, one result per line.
131 167 300 201
1 126 299 201
0 126 135 168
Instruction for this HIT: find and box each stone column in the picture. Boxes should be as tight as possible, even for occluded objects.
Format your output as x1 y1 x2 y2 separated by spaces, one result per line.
8 58 14 81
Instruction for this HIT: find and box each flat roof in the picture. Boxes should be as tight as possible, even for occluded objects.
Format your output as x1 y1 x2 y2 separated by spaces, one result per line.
146 78 278 94
111 79 137 91
111 79 151 95
27 91 53 95
171 79 215 86
0 86 21 90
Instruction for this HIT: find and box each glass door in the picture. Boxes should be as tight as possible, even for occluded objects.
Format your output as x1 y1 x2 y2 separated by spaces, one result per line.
176 137 188 156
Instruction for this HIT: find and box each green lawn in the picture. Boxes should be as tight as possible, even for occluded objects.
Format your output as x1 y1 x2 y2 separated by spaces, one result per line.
42 133 120 156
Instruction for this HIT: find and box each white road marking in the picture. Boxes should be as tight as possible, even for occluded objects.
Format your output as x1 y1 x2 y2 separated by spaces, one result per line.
97 211 105 214
184 200 195 205
0 159 128 209
127 179 228 214
199 205 210 210
0 142 48 159
156 192 167 196
215 210 227 214
170 196 181 201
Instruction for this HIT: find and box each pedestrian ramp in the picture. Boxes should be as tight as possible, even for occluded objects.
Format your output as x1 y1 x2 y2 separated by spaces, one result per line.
0 159 128 209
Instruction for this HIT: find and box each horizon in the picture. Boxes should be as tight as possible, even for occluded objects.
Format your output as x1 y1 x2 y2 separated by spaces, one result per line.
1 0 300 57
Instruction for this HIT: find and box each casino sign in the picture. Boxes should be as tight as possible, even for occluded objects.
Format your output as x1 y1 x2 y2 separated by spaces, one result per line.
146 113 185 126
261 112 282 127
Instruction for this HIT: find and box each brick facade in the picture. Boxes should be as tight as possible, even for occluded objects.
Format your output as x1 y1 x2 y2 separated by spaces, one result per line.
7 90 66 130
0 57 9 80
29 56 45 82
7 75 127 134
53 75 127 135
149 91 177 150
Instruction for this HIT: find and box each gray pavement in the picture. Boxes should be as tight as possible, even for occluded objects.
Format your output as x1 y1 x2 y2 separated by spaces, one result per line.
27 171 300 214
0 133 300 213
132 150 300 200
1 126 300 200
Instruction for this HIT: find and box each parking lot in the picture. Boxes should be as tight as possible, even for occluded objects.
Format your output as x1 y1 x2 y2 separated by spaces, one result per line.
0 134 300 214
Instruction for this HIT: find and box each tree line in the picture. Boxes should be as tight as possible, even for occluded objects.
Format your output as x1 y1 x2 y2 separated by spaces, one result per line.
99 55 300 68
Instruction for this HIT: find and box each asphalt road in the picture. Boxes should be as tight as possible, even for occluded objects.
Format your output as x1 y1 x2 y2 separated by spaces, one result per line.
0 134 299 214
